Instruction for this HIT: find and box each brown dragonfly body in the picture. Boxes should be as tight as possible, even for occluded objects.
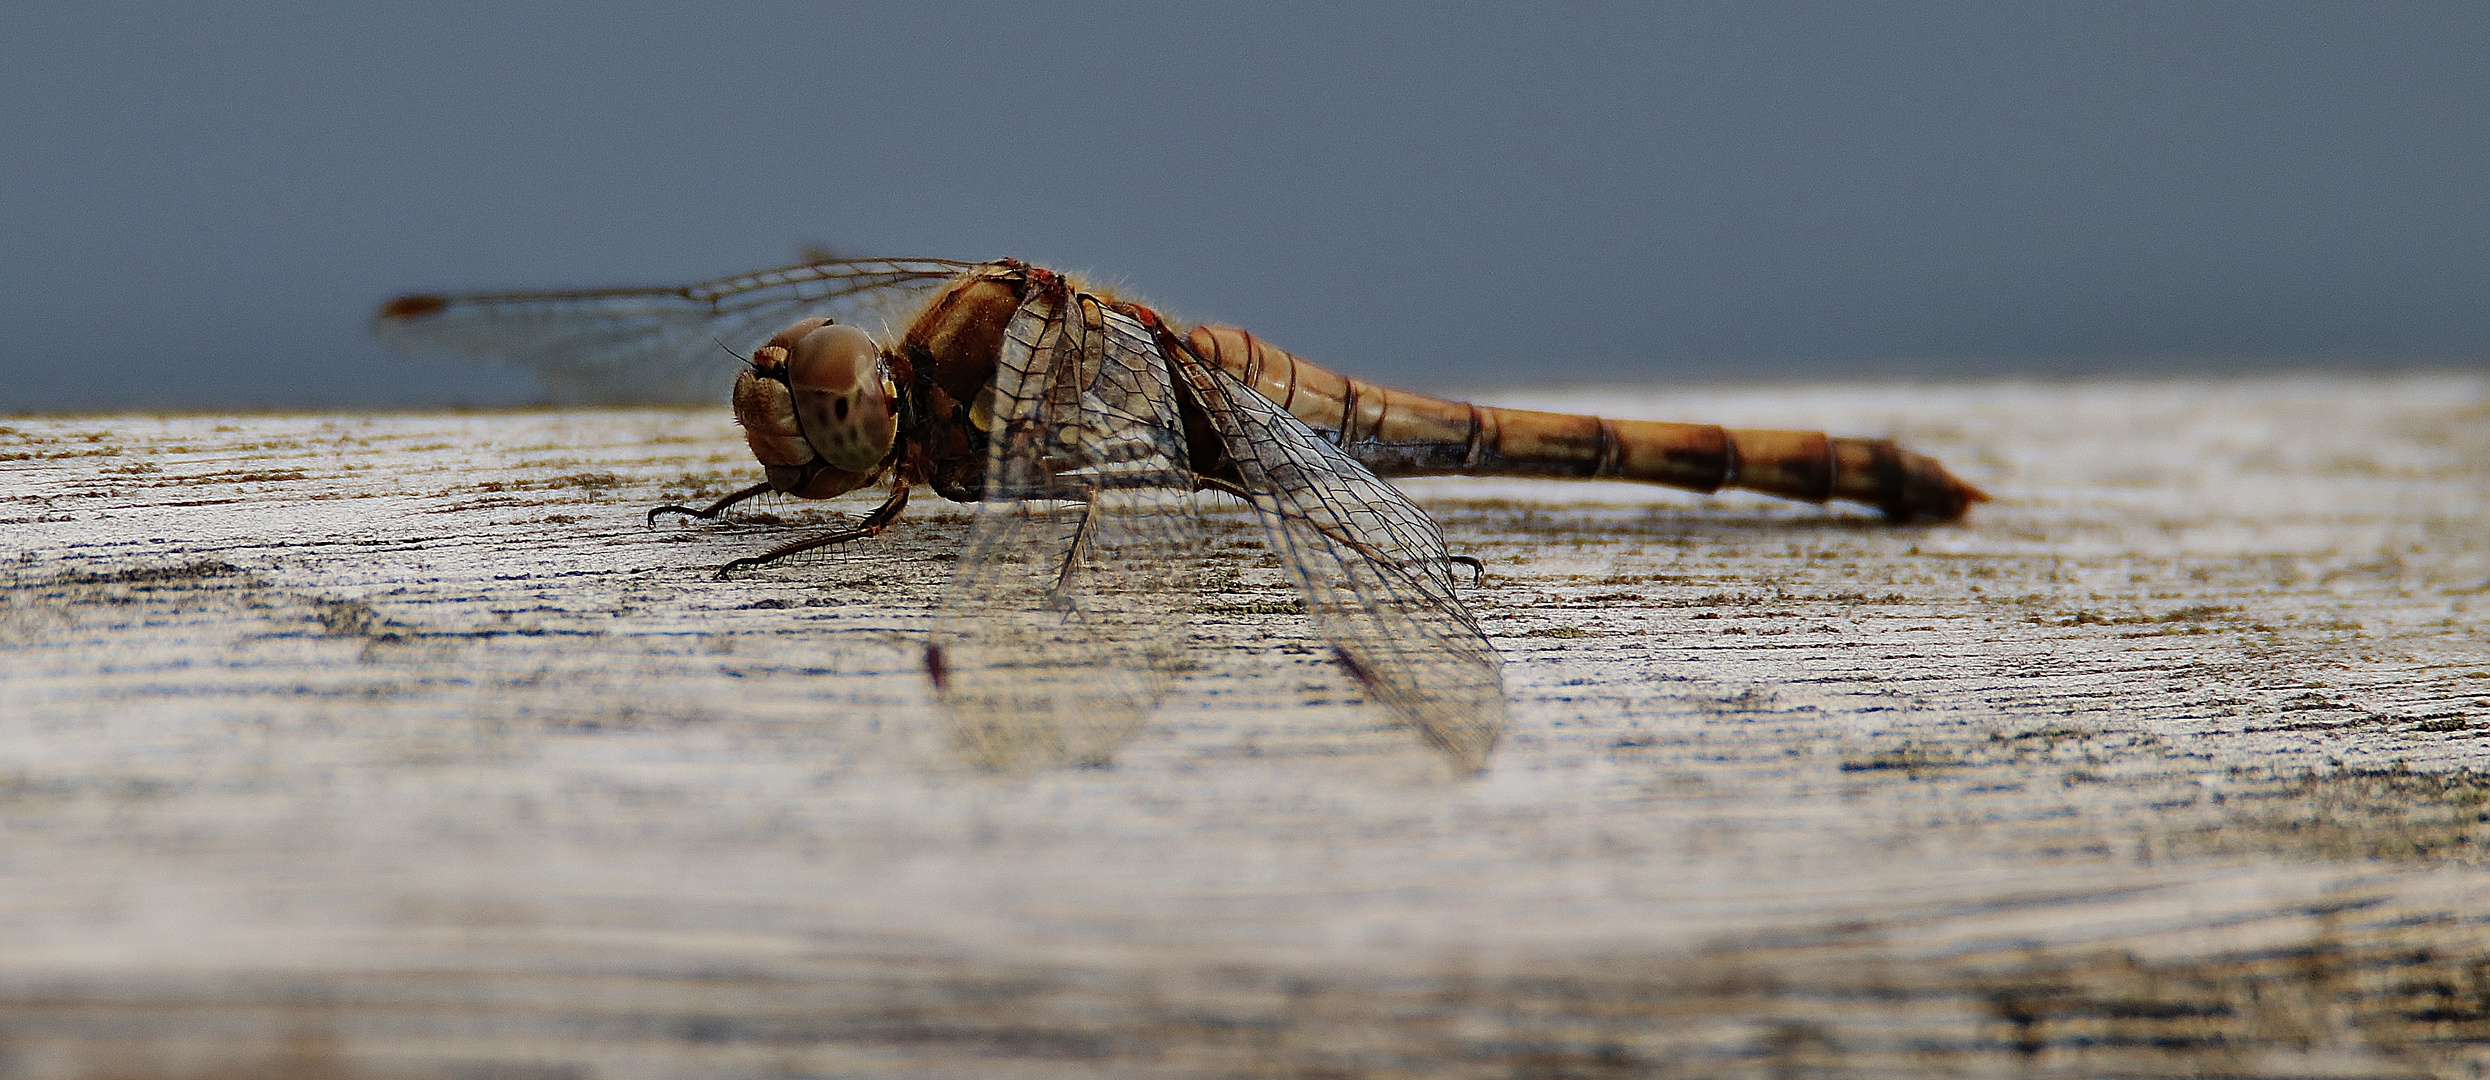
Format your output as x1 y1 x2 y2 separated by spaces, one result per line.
377 256 1984 771
725 262 1982 527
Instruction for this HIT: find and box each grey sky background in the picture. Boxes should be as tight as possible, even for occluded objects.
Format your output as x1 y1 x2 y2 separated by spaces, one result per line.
4 2 2486 412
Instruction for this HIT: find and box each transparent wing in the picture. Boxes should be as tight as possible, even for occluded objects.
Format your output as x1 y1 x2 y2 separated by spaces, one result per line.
372 257 983 403
930 281 1203 769
1171 347 1505 770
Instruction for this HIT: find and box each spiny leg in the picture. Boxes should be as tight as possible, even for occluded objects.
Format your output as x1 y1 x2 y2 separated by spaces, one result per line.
648 481 774 526
714 484 911 579
1047 499 1099 605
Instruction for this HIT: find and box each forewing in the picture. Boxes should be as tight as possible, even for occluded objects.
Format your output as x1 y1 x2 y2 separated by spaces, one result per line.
1172 350 1505 769
930 285 1202 769
372 258 980 403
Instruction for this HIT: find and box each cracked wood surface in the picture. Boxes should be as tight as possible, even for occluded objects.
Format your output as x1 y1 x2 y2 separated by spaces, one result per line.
2 374 2488 1078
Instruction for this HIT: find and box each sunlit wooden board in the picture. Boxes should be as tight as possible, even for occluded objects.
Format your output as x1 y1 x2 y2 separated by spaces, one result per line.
2 374 2486 1078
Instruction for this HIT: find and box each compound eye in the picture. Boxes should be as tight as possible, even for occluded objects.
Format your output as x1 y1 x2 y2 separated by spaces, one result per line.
748 317 833 378
763 317 836 354
785 323 896 472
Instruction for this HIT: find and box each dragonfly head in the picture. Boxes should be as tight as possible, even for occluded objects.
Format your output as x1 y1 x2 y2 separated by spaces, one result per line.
732 318 900 496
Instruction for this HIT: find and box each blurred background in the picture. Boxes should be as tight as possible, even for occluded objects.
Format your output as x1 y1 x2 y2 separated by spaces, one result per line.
4 1 2486 412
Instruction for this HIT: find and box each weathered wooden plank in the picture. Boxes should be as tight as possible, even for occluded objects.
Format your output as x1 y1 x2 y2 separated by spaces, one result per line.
1 375 2486 1077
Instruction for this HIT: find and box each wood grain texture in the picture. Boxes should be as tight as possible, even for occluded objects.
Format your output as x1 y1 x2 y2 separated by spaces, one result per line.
2 375 2487 1078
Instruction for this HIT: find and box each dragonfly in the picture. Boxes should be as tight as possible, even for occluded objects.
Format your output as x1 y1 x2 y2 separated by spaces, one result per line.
375 257 1986 771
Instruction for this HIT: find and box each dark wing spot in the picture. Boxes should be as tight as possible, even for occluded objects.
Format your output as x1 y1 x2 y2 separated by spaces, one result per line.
835 395 851 420
378 295 450 320
1334 645 1383 691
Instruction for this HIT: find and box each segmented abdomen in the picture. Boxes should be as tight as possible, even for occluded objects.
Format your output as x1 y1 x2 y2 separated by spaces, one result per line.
1186 326 1987 523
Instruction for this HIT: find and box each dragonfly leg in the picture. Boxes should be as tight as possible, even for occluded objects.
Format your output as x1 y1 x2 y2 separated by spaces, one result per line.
1048 500 1099 602
714 484 911 579
1445 554 1487 584
648 481 775 526
1195 476 1254 501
